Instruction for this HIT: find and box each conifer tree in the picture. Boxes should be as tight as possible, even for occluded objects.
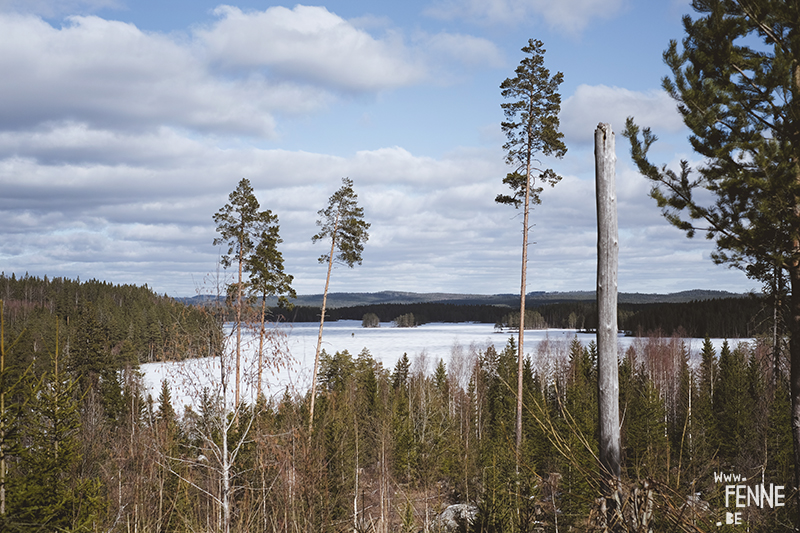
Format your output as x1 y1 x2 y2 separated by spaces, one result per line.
560 338 599 525
309 178 370 431
12 334 103 531
213 178 280 410
622 0 800 493
0 300 25 521
245 224 295 399
497 38 567 470
715 341 753 466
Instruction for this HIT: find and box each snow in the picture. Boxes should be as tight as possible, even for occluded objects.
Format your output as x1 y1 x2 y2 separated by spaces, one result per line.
140 320 749 415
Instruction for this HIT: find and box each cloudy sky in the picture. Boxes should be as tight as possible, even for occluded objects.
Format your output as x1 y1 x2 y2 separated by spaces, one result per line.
0 0 760 297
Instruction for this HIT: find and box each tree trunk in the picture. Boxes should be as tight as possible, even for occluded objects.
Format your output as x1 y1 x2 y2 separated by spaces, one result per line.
789 63 800 528
516 128 533 477
235 229 243 411
789 263 800 506
257 296 266 400
0 300 5 517
354 410 359 532
595 123 621 483
309 213 339 433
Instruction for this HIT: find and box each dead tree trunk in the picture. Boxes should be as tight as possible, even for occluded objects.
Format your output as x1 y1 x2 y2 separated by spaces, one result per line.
595 123 621 484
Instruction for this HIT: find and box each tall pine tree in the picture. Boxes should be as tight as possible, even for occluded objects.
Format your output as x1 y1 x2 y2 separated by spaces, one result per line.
623 0 800 499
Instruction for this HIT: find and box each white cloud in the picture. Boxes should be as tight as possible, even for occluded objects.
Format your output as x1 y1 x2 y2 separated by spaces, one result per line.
0 13 333 136
425 0 625 34
420 32 505 69
560 84 684 146
197 5 425 92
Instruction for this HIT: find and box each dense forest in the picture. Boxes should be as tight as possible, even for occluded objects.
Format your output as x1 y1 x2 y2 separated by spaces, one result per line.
0 274 794 531
271 295 766 339
0 272 218 365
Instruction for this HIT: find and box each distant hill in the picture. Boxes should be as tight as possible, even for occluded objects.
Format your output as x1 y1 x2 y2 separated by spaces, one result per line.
179 289 750 308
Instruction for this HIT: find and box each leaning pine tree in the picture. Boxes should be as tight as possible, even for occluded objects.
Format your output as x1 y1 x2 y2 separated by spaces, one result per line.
308 177 370 432
496 38 567 470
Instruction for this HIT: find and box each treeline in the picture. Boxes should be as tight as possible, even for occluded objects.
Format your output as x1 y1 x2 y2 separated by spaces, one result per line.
1 326 792 531
498 297 764 338
0 272 218 368
269 296 766 338
271 302 510 325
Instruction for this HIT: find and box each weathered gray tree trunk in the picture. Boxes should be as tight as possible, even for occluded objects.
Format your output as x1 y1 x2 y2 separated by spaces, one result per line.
595 123 621 482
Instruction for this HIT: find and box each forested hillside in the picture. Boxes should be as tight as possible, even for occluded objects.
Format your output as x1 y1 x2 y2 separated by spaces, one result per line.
271 295 766 339
1 272 218 369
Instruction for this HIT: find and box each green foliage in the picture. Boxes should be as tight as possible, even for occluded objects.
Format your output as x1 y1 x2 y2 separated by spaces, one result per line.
392 353 410 390
246 222 296 307
0 273 217 369
0 321 795 531
273 297 767 338
496 309 547 330
213 178 280 274
559 337 599 521
715 341 755 466
312 177 371 268
8 347 104 532
623 0 800 282
497 38 567 208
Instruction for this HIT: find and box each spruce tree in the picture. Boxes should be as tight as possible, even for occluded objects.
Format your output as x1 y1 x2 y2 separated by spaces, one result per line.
714 341 753 467
561 338 599 525
11 341 103 531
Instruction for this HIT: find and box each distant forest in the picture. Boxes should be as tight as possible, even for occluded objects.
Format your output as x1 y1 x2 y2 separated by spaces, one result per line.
270 295 767 339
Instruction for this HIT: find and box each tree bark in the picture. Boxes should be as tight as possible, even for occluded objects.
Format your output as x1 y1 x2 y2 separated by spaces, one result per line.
515 124 533 478
235 224 243 411
0 300 5 517
257 296 266 400
309 213 339 433
595 123 621 483
790 263 800 501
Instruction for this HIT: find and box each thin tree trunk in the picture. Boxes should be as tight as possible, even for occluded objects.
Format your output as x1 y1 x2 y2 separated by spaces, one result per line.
235 230 243 411
516 130 533 477
258 296 266 400
309 213 339 432
0 300 6 517
789 263 800 508
595 123 621 483
788 63 800 529
354 409 359 532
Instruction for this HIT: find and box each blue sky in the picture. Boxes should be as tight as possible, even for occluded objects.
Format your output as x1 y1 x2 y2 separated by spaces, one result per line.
0 0 760 297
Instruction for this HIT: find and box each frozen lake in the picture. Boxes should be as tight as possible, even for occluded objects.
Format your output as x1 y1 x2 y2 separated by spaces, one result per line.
141 320 747 413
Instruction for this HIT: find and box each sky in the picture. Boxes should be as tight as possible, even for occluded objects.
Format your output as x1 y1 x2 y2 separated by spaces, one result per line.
0 0 762 297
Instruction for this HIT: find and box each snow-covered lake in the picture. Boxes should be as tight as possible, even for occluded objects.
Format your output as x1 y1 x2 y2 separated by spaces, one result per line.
140 320 747 414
